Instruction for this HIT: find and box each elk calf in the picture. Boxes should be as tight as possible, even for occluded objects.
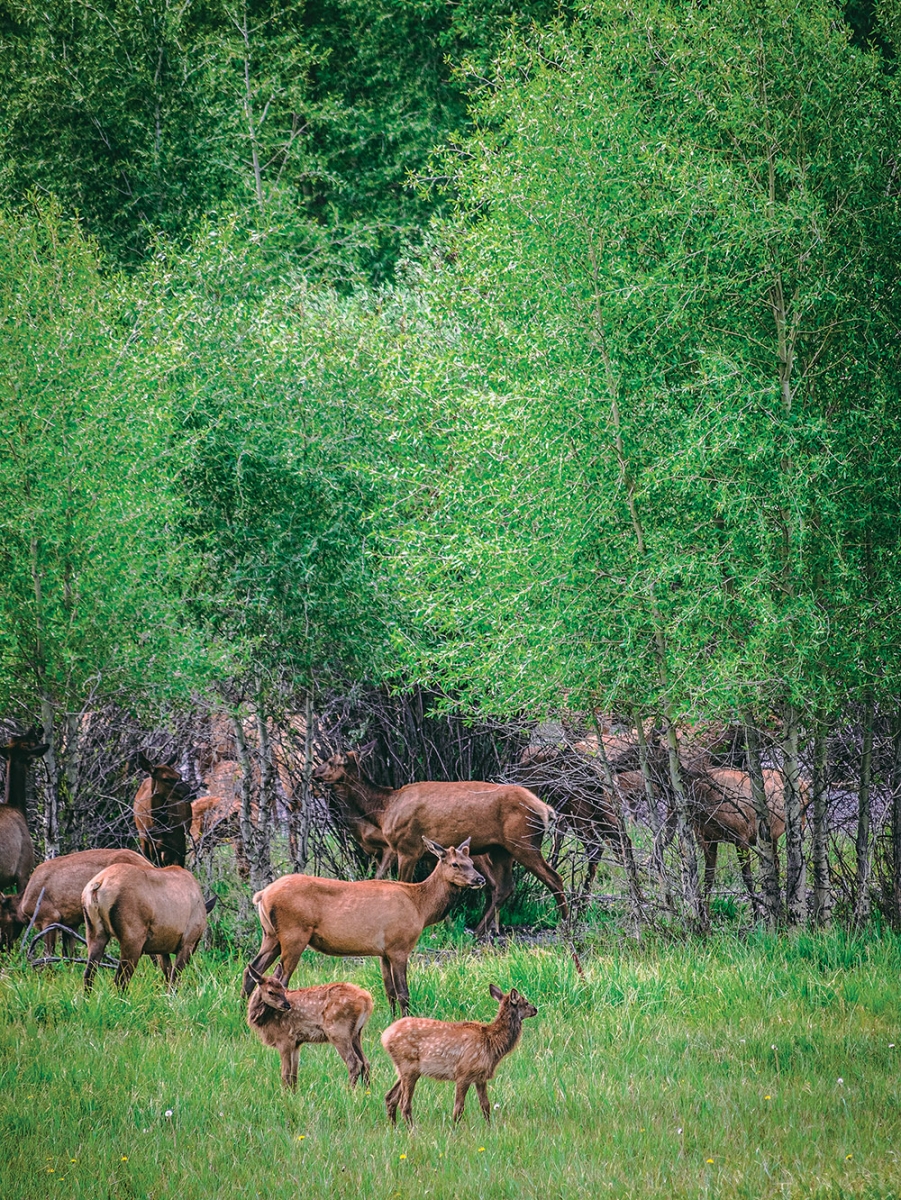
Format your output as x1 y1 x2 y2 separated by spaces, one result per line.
381 984 537 1127
246 965 373 1089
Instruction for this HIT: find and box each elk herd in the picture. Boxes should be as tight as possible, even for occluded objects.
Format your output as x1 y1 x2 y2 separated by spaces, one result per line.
0 722 804 1124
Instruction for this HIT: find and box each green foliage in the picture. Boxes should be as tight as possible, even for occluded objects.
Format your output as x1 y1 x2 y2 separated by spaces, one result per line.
0 205 202 717
378 0 901 721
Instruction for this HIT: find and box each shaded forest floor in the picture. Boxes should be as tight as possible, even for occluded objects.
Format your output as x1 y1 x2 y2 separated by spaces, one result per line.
2 928 901 1199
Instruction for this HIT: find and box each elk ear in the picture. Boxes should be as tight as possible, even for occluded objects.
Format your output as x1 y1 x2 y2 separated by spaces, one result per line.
357 739 377 760
457 837 471 856
165 752 179 767
489 984 505 1003
204 896 217 914
422 836 447 859
246 964 264 985
509 988 520 1002
28 743 49 758
137 751 154 773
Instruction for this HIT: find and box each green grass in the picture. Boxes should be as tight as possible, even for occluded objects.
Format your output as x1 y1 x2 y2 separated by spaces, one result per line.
3 928 901 1199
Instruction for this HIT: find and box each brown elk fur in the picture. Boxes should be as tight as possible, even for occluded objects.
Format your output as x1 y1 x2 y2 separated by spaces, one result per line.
0 727 49 816
12 848 148 956
314 757 509 938
133 753 193 867
381 983 538 1127
313 751 567 933
686 767 807 906
82 861 215 992
243 839 486 1014
246 964 373 1088
0 806 33 908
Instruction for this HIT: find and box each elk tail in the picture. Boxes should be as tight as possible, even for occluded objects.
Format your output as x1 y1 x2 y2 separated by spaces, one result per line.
253 892 277 937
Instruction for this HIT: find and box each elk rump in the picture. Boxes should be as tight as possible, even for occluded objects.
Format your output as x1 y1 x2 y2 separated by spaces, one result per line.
82 862 215 992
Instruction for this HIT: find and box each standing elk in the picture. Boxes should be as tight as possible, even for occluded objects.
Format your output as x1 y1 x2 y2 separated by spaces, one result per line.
6 847 149 956
313 750 567 935
133 752 193 867
0 728 47 940
381 983 538 1127
243 838 486 1014
680 767 806 910
83 861 216 992
246 964 373 1089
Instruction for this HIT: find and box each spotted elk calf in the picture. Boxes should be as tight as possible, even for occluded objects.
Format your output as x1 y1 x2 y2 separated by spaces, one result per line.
246 965 373 1089
381 984 538 1127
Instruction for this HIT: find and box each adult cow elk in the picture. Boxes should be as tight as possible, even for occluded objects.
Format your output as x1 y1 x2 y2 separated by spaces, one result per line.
244 838 486 1014
83 861 216 992
0 808 33 946
0 727 49 815
133 752 193 867
313 750 567 934
681 768 806 910
8 848 149 957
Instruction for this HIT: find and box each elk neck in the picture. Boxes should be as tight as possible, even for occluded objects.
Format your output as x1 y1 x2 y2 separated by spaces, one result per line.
407 866 466 928
3 754 29 815
331 772 393 823
485 1003 525 1060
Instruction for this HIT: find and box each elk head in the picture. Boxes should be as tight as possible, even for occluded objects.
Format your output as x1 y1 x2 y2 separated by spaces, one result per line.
423 837 486 889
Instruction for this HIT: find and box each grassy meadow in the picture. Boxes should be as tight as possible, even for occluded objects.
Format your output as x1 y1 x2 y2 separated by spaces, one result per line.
2 926 901 1200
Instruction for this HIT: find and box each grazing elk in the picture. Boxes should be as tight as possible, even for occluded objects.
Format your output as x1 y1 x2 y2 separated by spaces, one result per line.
313 750 567 935
83 861 216 992
381 983 538 1127
7 847 149 957
0 727 47 937
133 752 193 867
243 838 486 1015
246 964 373 1089
682 768 805 909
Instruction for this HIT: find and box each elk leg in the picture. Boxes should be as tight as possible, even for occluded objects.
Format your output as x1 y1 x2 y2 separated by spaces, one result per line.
333 1035 365 1086
475 1082 491 1121
114 953 139 993
280 1046 300 1090
391 954 411 1016
83 928 111 993
352 1032 371 1086
385 1079 402 1123
171 938 200 988
453 1081 470 1123
157 953 174 986
380 957 399 1013
399 1076 417 1127
275 929 313 986
736 846 762 916
242 933 282 996
509 847 569 922
374 848 395 879
474 852 514 940
395 854 420 883
701 840 718 907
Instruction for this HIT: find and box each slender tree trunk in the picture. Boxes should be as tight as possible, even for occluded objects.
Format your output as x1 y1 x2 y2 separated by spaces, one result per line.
782 704 806 927
853 697 874 927
586 236 703 929
635 714 674 913
232 712 261 890
743 714 782 927
240 3 265 213
811 711 831 926
593 715 643 936
255 709 274 889
40 697 60 858
891 704 901 932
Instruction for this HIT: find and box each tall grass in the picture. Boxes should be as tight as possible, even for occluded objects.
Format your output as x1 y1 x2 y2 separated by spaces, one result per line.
3 929 901 1199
